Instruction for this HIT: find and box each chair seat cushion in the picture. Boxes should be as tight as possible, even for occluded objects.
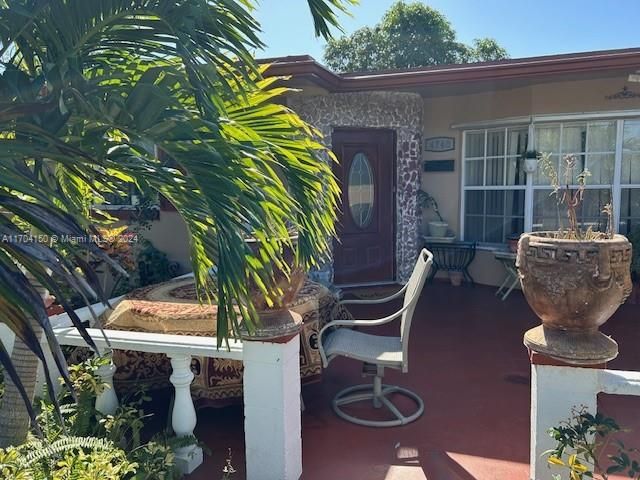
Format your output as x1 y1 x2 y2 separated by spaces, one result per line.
323 328 403 367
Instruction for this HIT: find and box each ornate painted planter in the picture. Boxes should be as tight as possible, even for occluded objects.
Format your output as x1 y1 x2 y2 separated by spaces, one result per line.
517 232 632 364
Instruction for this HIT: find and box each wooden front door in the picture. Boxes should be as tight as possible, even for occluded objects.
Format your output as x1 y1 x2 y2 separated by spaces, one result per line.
332 129 395 285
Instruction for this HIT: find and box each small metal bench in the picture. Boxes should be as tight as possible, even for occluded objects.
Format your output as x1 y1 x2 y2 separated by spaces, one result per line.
424 241 477 284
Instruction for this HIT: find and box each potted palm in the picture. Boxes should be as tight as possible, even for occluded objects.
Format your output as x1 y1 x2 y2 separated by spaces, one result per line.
0 0 345 445
517 153 632 364
418 190 448 237
241 234 306 343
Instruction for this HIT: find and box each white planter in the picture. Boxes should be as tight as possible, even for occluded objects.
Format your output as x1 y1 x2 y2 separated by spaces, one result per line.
524 158 538 173
428 221 448 237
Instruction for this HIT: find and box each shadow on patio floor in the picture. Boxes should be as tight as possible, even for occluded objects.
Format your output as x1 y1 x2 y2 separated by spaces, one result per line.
189 282 640 480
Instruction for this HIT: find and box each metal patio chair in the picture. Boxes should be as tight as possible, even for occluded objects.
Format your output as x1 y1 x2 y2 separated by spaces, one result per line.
318 248 433 427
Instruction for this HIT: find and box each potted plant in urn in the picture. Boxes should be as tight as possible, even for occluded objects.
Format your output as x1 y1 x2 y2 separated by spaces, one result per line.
240 232 306 343
418 190 449 237
517 153 632 364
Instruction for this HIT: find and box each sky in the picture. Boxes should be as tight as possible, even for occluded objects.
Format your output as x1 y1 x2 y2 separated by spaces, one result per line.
255 0 640 63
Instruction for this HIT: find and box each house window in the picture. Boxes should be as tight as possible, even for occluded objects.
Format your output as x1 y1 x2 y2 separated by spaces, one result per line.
463 127 528 244
532 121 615 232
462 116 640 245
620 119 640 234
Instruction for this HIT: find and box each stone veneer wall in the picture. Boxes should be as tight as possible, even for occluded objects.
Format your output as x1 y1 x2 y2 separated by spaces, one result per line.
288 91 423 283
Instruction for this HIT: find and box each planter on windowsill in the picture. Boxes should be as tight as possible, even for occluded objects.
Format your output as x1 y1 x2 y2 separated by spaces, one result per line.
428 221 449 237
517 232 632 364
522 150 539 174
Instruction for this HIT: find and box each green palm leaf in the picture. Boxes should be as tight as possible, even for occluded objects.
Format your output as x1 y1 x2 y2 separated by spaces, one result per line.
0 0 351 439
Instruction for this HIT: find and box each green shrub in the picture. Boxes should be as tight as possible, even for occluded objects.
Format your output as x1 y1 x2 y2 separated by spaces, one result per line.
546 407 640 480
0 357 192 479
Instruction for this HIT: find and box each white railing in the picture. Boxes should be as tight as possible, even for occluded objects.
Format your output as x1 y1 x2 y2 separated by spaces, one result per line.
53 326 242 474
530 364 640 480
32 300 301 480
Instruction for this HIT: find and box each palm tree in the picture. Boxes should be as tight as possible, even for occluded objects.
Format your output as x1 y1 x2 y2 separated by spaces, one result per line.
0 0 355 446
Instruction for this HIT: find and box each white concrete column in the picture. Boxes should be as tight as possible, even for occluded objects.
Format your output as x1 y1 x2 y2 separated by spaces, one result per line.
95 360 119 415
243 335 302 480
530 362 599 480
169 353 203 475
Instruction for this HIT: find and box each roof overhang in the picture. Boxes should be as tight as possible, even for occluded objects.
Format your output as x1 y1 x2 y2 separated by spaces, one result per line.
261 49 640 94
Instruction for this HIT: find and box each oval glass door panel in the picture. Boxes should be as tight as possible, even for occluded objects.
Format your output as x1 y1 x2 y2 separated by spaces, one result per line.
348 152 375 228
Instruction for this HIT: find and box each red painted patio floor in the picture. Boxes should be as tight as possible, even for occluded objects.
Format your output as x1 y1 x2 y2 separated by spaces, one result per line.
188 283 640 480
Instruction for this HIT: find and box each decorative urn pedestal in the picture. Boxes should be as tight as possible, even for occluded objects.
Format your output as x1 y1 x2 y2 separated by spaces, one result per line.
517 232 632 364
237 239 306 480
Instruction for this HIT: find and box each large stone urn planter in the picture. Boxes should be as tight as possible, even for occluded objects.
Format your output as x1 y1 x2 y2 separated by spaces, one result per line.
240 236 306 343
517 232 632 364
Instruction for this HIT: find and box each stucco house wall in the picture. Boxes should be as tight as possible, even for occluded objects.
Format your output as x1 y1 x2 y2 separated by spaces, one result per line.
141 211 192 273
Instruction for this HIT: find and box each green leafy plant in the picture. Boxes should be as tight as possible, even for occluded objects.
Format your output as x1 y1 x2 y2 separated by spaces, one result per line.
538 153 613 240
417 190 444 222
0 357 196 479
546 407 640 480
135 240 177 288
0 436 137 480
0 0 353 441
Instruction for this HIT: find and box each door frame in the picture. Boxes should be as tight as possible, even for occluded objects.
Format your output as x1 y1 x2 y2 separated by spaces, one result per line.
332 127 397 287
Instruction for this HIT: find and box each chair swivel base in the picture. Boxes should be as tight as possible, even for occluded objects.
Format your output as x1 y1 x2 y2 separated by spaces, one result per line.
332 383 424 427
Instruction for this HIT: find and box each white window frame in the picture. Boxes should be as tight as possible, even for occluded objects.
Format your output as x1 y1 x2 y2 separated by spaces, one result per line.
460 112 640 245
460 126 529 246
618 118 640 234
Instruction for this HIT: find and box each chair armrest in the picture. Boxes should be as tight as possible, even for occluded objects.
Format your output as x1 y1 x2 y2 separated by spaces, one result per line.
319 301 412 340
318 301 413 368
338 284 407 306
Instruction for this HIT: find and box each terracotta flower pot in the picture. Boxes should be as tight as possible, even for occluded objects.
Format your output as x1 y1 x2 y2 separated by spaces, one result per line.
241 235 306 342
244 235 306 311
517 232 632 364
240 309 303 343
449 271 463 287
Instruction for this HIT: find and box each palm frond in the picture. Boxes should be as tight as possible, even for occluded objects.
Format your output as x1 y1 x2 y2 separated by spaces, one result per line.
0 0 347 434
307 0 358 39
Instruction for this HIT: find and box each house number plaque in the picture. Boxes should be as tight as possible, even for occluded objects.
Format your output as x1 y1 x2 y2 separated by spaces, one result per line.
424 136 455 152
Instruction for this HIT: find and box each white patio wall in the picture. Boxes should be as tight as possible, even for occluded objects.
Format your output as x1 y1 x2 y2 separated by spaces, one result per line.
530 363 640 480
